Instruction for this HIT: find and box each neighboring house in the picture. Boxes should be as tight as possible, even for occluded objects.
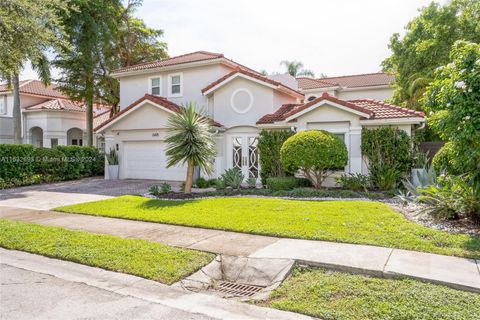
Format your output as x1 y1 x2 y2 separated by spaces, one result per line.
0 80 110 148
297 72 395 101
95 51 424 184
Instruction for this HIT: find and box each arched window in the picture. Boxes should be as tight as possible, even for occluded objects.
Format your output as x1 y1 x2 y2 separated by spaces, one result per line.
67 128 84 146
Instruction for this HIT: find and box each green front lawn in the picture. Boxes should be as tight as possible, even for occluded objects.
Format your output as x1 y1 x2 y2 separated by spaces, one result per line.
55 196 480 259
263 267 480 320
0 219 213 284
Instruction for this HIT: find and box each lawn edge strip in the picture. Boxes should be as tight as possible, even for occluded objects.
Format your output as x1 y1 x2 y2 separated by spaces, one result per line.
0 219 214 285
260 266 480 320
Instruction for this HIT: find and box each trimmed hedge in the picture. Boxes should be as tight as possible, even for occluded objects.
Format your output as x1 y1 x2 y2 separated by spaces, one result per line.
266 177 312 191
0 144 36 180
361 128 412 189
0 144 104 189
432 142 463 175
258 130 294 185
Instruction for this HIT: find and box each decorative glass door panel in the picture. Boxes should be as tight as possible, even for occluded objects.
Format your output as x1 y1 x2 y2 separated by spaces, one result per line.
232 137 243 171
230 136 259 181
247 137 259 179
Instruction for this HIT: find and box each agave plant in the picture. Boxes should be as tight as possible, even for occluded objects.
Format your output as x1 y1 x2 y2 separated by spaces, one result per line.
165 103 216 193
221 168 244 190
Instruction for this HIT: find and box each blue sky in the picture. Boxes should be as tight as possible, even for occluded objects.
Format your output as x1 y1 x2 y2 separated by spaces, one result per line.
21 0 436 80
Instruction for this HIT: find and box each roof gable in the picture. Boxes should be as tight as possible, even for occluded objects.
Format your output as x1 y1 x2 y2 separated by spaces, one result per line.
95 94 221 132
257 93 424 125
202 69 303 98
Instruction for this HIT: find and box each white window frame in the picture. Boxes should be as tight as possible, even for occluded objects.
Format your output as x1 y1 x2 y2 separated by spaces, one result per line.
148 76 162 96
0 95 6 115
168 72 183 97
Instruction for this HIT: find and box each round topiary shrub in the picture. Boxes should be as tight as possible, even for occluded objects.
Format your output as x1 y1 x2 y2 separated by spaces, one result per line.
280 130 348 188
432 142 462 175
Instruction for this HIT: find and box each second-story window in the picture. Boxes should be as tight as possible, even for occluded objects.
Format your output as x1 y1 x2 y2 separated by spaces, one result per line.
150 77 161 96
0 95 6 115
168 73 182 97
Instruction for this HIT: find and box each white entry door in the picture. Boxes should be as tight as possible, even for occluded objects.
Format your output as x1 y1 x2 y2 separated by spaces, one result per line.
230 136 260 181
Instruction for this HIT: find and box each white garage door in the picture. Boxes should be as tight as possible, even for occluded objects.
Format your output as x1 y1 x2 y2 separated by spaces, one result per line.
123 141 186 180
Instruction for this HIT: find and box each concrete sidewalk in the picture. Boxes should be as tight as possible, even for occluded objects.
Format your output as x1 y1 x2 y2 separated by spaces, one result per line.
1 249 312 320
1 206 479 293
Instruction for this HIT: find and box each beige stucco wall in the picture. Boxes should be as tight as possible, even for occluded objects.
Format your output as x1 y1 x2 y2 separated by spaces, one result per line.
273 90 298 108
102 102 179 179
107 103 171 131
23 110 87 147
303 86 393 102
118 63 234 111
0 93 50 143
292 103 362 182
212 77 276 128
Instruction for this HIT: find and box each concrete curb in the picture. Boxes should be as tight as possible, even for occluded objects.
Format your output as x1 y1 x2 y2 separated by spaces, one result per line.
2 206 479 293
0 248 314 320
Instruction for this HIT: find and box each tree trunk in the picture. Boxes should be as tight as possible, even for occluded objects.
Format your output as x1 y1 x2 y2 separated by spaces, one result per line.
85 76 94 146
184 161 195 193
12 74 22 144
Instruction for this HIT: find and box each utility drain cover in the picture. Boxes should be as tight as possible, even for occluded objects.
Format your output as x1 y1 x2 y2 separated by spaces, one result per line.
214 281 265 297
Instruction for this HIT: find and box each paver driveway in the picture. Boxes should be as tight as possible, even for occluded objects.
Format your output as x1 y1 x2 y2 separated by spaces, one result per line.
0 177 179 210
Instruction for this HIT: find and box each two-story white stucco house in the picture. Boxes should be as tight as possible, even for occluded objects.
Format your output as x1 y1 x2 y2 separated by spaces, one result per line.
0 80 110 148
95 51 424 184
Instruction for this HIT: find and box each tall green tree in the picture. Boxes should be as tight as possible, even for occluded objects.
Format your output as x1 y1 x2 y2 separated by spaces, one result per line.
0 0 69 143
165 103 216 194
382 0 480 109
423 41 480 178
280 60 315 77
102 0 168 113
55 0 123 146
55 0 168 143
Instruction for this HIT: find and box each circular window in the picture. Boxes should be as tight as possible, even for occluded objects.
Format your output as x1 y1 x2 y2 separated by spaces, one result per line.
307 95 317 101
230 88 253 114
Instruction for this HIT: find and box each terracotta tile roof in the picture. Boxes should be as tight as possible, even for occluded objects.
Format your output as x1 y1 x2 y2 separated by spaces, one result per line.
25 99 85 112
0 79 67 99
297 72 394 90
93 110 111 128
0 80 30 91
25 99 111 116
296 77 338 89
111 51 224 74
257 93 424 124
201 68 303 97
257 104 303 124
95 94 222 131
347 99 424 119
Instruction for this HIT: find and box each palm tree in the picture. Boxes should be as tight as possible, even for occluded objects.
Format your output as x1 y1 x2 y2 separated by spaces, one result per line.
280 60 315 77
0 55 52 144
165 103 216 193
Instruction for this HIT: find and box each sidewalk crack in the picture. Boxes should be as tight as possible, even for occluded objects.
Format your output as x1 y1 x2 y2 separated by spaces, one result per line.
382 248 394 273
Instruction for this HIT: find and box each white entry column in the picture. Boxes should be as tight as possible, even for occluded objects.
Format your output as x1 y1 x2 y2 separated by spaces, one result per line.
349 126 362 174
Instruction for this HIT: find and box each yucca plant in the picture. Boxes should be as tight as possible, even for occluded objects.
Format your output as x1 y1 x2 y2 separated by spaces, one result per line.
106 148 118 165
165 103 216 193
